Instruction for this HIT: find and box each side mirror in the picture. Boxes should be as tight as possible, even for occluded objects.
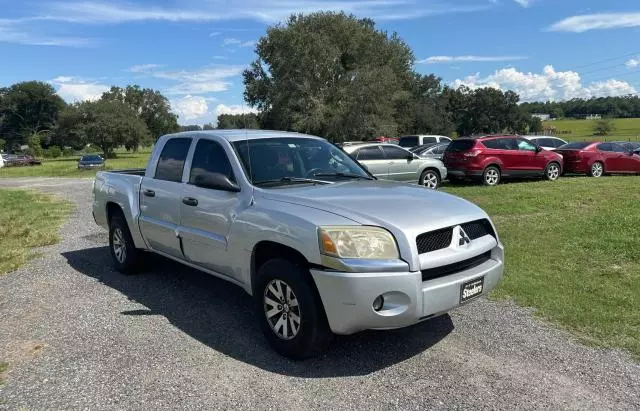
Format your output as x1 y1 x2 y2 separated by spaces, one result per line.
194 172 240 192
406 154 415 161
535 146 543 153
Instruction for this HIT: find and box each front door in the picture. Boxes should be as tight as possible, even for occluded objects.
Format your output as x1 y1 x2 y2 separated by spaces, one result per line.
518 138 547 172
597 143 622 172
380 145 416 181
139 137 192 258
354 146 388 178
178 138 242 277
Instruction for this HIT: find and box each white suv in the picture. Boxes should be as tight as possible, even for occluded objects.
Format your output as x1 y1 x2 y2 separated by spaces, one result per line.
398 135 452 149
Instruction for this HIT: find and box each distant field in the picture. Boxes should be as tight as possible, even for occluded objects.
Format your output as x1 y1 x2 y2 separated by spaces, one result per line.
0 149 152 178
543 118 640 141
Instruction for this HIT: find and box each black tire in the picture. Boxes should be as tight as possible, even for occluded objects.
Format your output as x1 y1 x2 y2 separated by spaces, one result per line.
588 161 604 178
109 213 140 275
419 169 441 189
544 162 561 181
482 166 501 186
255 259 332 359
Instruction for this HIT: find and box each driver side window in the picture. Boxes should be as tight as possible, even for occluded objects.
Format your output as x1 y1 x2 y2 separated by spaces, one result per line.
517 139 537 151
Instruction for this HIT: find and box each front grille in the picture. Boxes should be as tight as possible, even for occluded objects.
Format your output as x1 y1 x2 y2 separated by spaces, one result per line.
416 227 453 254
460 219 495 240
416 219 495 254
421 251 492 282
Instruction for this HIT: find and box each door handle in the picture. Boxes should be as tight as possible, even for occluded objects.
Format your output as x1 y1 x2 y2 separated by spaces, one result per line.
182 197 198 207
143 189 155 197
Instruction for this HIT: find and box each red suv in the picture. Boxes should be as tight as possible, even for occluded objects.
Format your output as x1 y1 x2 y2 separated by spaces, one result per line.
443 135 563 186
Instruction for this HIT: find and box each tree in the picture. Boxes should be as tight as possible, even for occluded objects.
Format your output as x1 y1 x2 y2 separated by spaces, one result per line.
0 81 65 149
0 139 5 151
57 100 149 158
593 118 614 136
217 113 260 129
202 123 216 130
529 116 544 133
244 12 415 142
180 124 202 132
101 85 179 141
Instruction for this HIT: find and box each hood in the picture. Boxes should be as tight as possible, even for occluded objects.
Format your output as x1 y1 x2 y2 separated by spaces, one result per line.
259 180 489 241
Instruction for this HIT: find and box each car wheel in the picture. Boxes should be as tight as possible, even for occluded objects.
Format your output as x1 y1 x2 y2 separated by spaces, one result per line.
544 162 561 181
109 213 140 275
255 259 332 359
482 166 501 186
419 169 441 189
589 161 604 178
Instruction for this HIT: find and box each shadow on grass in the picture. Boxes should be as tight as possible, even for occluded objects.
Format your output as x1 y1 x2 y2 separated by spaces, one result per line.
62 246 453 377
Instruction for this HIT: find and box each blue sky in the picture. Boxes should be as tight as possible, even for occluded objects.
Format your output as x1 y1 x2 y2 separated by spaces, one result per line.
1 0 640 125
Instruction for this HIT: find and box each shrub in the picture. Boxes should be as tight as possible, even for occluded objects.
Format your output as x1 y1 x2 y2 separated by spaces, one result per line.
62 147 75 157
48 146 62 158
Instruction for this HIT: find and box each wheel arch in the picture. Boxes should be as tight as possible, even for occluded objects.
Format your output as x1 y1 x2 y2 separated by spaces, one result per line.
251 241 313 296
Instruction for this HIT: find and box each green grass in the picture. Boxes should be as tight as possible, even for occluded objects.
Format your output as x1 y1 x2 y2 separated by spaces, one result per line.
0 190 71 274
443 177 640 357
0 149 151 178
543 117 640 141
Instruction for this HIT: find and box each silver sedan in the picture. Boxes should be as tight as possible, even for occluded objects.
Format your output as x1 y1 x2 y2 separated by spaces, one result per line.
343 143 447 189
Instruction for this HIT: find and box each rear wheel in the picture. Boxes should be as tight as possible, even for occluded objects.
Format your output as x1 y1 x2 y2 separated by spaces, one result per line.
482 166 501 186
255 259 332 359
544 162 561 181
589 161 604 177
109 213 140 274
419 169 441 189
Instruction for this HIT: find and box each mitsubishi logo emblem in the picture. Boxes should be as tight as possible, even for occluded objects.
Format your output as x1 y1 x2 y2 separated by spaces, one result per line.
457 226 471 246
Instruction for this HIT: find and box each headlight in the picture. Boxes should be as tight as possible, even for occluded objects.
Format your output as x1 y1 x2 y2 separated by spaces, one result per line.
318 226 399 259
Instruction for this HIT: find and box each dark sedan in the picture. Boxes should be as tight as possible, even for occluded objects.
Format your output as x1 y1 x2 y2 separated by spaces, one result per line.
78 154 105 170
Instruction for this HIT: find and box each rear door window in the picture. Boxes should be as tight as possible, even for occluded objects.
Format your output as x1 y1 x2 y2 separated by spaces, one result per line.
481 139 503 149
597 143 612 152
356 146 384 160
155 138 192 182
610 143 627 153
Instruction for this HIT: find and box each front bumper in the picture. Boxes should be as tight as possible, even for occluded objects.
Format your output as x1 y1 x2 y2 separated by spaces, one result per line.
311 244 504 335
78 164 104 169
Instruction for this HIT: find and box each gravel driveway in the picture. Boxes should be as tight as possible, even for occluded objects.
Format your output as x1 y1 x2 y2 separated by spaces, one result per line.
1 177 638 410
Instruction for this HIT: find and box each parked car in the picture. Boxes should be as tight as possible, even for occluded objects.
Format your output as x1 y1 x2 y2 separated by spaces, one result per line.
3 154 41 166
93 130 504 358
555 141 640 177
78 154 105 170
343 143 447 188
443 135 563 186
398 135 452 149
413 142 451 160
372 136 399 144
524 136 567 151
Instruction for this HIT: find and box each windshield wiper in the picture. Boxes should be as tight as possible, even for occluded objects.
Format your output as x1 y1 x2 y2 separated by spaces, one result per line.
313 172 374 180
254 177 332 187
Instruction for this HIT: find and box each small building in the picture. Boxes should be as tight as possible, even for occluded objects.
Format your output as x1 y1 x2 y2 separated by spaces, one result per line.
585 114 602 120
531 113 551 121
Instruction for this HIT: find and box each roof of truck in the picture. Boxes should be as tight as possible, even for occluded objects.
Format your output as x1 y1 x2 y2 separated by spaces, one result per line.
165 129 323 143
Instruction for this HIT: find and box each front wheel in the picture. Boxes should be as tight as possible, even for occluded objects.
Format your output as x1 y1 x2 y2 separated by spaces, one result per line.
255 259 332 359
482 166 501 186
544 162 561 181
419 169 441 189
589 161 604 177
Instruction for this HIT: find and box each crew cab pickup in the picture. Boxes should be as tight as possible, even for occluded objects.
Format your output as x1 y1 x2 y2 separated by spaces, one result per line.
93 130 504 359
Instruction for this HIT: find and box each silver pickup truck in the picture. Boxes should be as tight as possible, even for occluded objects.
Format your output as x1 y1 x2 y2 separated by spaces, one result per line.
93 130 504 359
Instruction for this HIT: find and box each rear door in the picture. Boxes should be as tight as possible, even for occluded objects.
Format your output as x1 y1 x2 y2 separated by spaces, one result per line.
354 146 388 178
139 137 192 258
179 137 243 276
482 138 522 173
381 145 417 181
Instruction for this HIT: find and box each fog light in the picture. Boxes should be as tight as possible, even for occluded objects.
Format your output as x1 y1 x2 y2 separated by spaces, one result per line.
372 295 384 311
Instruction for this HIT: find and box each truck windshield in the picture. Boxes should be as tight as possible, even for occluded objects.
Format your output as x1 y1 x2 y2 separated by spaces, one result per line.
232 137 372 186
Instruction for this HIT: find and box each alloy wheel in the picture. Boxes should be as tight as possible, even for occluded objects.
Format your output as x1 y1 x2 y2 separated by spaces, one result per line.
547 164 560 180
591 162 603 177
422 172 439 189
264 279 301 340
112 228 127 263
485 169 499 185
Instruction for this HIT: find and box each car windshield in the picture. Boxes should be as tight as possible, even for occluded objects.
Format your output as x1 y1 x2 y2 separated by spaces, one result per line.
232 137 372 187
558 142 590 150
81 155 102 161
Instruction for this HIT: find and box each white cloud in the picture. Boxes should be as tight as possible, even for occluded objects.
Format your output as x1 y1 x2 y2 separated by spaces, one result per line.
34 1 494 24
513 0 532 7
209 32 221 37
223 38 242 46
215 103 259 117
418 55 527 64
0 23 92 47
171 95 210 120
626 58 640 69
241 40 256 48
153 65 245 95
549 13 640 33
452 65 637 102
128 63 164 72
49 76 110 102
